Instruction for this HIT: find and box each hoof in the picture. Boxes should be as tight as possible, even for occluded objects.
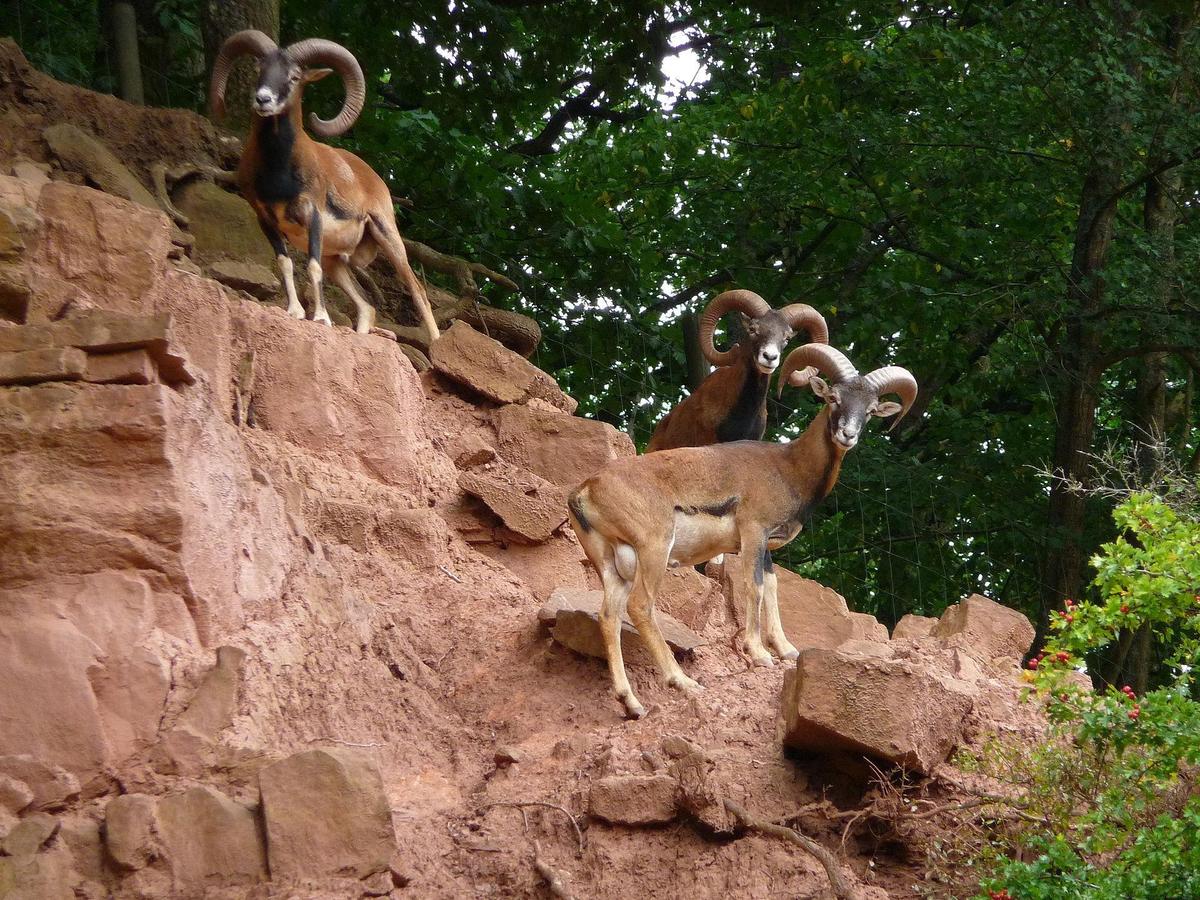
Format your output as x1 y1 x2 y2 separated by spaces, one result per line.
286 305 306 320
777 647 800 661
369 327 398 341
669 674 703 694
312 312 333 327
743 644 775 668
618 691 646 719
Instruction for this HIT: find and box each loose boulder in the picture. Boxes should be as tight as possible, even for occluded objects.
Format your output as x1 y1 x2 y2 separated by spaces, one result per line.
781 643 975 775
493 402 633 488
458 460 568 543
931 594 1035 663
431 321 576 413
154 787 267 886
258 748 394 880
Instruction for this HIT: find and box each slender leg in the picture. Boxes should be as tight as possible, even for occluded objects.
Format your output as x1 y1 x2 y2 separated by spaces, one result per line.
597 559 640 718
258 216 304 319
327 256 375 333
306 207 331 326
761 551 799 660
739 530 773 667
367 215 441 344
626 541 701 694
571 517 644 719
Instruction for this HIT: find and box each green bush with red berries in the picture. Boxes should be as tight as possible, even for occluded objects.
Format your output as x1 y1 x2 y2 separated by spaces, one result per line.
974 493 1200 900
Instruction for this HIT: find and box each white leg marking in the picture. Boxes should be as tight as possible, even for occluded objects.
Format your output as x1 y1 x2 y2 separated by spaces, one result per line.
308 258 331 326
279 255 304 319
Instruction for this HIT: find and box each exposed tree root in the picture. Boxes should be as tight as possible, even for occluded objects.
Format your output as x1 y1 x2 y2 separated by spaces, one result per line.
723 799 865 900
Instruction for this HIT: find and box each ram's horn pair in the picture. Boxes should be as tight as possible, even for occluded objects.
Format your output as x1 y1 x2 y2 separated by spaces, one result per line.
209 29 365 137
697 289 829 366
779 343 918 430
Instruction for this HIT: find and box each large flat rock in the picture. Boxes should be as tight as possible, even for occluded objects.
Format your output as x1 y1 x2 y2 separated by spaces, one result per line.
781 643 976 775
539 588 704 665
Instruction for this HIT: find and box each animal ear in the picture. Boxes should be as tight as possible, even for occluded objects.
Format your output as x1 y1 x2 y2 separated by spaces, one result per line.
809 375 832 400
873 401 902 419
304 68 334 83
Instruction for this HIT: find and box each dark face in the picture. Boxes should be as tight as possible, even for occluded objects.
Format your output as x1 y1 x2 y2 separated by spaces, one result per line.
809 376 902 450
253 51 330 117
742 311 795 375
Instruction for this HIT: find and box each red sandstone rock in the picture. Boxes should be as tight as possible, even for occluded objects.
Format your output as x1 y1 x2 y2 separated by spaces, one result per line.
154 787 267 887
83 348 155 384
0 346 85 384
102 794 157 870
258 748 394 880
590 774 678 825
493 401 633 487
781 643 976 775
539 588 704 665
0 758 79 813
458 460 568 543
931 594 1036 663
892 613 937 641
431 320 577 413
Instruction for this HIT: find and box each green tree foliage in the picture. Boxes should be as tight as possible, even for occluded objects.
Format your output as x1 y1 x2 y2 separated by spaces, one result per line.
3 2 1198 635
967 494 1200 899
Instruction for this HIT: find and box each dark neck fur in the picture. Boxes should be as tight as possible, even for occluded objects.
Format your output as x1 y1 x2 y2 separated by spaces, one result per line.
250 101 306 203
715 354 770 443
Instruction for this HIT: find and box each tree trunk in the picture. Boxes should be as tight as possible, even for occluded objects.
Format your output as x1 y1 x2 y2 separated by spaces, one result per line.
202 0 280 129
681 311 708 391
112 0 144 104
1038 167 1119 626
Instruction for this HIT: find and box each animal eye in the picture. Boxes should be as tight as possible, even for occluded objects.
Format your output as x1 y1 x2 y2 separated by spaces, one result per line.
290 73 301 83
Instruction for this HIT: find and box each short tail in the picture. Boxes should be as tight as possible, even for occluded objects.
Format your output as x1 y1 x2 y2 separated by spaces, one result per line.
567 489 592 533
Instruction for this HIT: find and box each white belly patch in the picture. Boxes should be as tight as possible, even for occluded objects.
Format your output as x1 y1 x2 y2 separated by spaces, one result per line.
668 511 738 567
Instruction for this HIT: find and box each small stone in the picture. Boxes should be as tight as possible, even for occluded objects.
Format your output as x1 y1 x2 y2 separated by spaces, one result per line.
589 774 677 825
493 746 523 767
661 735 701 760
362 870 394 896
0 757 80 811
540 589 704 664
891 613 938 641
207 260 280 300
0 775 33 817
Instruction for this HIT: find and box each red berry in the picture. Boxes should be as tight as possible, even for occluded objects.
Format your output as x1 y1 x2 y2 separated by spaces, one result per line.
1065 614 1075 623
1065 599 1075 608
1120 604 1130 614
1060 692 1069 701
1056 652 1070 662
1027 658 1039 670
1129 707 1140 720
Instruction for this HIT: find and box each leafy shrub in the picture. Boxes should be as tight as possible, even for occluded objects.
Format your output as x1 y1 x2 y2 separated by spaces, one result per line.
973 493 1200 899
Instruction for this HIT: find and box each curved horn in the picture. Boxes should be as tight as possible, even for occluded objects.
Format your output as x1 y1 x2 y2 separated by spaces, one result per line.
209 29 278 121
285 39 366 137
777 343 858 396
697 290 772 367
863 366 919 431
778 303 829 343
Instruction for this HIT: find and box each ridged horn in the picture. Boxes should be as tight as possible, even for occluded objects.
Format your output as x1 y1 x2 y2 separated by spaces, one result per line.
697 290 772 366
285 38 366 137
863 366 919 431
209 29 278 120
779 303 829 343
777 343 858 396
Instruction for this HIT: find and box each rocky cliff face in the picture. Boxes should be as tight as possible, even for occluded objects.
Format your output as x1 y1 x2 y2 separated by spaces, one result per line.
0 79 1046 900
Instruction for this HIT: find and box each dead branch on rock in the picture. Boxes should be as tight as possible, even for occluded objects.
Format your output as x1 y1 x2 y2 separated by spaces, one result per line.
723 799 862 900
532 840 576 900
402 237 519 298
479 801 585 855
